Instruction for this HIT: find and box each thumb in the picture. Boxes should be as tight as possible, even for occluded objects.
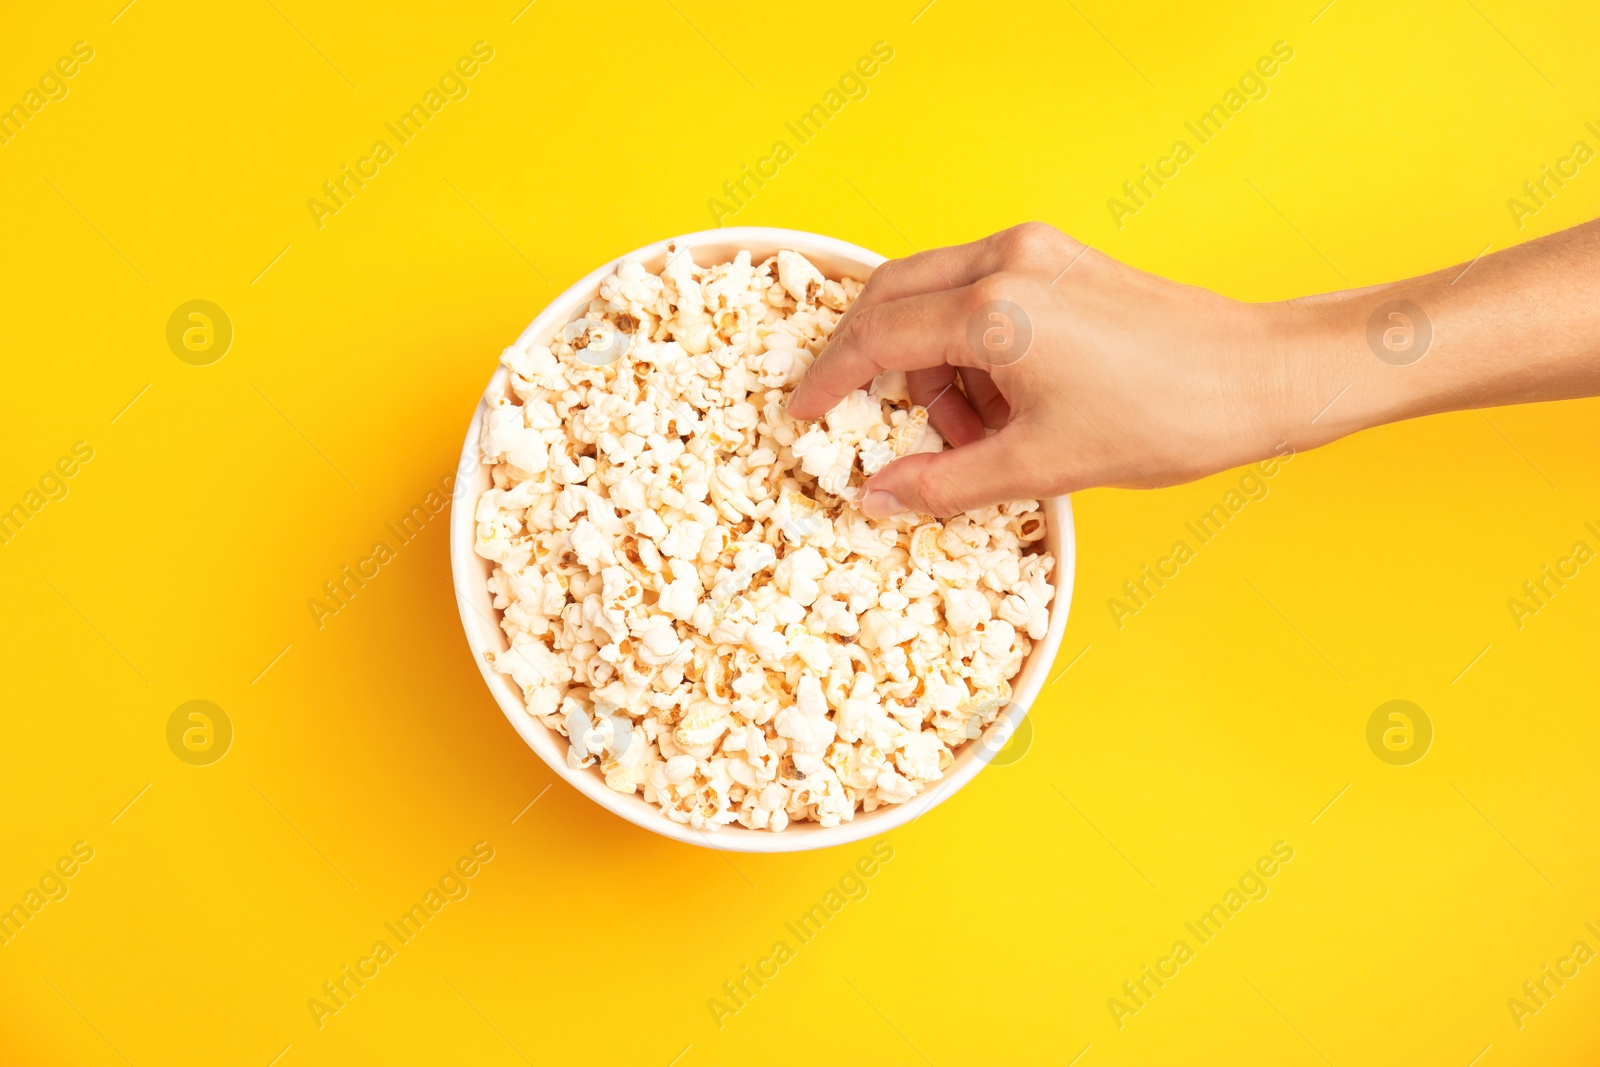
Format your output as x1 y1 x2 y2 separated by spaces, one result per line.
858 428 1046 519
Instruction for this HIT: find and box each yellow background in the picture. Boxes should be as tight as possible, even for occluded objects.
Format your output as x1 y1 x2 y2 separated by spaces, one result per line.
3 0 1598 1063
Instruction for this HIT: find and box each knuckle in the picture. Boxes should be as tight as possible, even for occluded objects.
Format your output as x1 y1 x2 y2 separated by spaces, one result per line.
857 261 898 302
1000 221 1062 262
913 463 963 517
969 272 1027 308
968 274 1009 308
837 303 880 352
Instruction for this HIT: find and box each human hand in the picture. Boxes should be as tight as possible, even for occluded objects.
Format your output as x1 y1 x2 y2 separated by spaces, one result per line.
787 222 1301 518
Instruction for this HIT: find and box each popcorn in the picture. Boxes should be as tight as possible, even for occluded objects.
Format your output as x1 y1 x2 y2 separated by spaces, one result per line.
776 250 825 304
474 246 1056 830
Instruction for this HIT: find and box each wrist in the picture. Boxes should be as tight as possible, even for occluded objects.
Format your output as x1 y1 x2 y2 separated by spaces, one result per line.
1254 291 1437 454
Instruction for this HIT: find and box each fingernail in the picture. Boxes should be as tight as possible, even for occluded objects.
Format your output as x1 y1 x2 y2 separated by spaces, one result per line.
860 488 906 519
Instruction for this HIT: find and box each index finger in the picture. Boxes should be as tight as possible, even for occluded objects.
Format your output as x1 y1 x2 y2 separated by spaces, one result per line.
834 237 999 334
787 281 996 420
829 223 1073 341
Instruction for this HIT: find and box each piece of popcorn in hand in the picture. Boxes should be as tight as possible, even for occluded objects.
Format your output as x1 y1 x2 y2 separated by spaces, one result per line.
857 438 894 476
815 443 856 498
824 389 885 438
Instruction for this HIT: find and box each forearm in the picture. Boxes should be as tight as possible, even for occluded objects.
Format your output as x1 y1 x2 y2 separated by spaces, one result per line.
1271 218 1600 451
